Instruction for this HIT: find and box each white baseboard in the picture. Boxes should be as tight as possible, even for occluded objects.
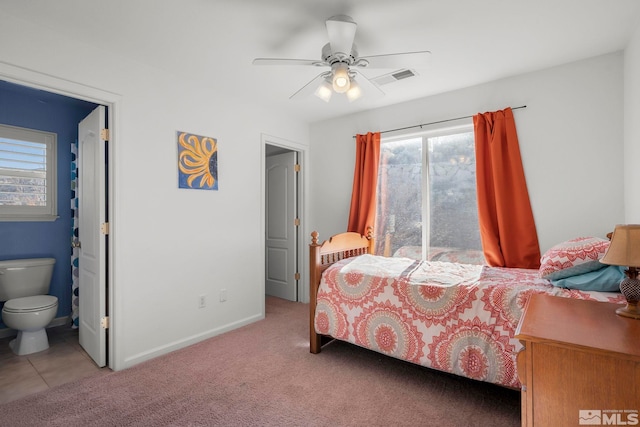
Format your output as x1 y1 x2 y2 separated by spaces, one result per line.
0 316 71 339
121 312 264 369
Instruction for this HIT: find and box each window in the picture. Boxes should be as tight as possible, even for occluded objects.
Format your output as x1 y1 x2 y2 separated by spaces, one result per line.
0 124 57 221
374 124 481 258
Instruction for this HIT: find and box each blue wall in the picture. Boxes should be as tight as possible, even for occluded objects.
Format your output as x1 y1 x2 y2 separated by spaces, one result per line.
0 81 98 327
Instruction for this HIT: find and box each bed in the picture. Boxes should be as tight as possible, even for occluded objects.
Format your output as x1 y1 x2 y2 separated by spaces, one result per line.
309 231 626 389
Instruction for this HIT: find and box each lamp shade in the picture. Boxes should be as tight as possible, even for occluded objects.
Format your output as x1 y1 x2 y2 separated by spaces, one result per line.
314 79 333 102
346 78 362 102
332 63 350 93
601 224 640 267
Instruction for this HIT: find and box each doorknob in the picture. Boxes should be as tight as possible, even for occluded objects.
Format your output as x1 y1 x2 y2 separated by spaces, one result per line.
72 240 81 248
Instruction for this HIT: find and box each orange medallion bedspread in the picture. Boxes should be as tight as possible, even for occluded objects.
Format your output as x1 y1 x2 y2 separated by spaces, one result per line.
313 254 625 388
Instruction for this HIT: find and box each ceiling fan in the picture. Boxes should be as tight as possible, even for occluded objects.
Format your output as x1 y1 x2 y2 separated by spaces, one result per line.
252 15 431 102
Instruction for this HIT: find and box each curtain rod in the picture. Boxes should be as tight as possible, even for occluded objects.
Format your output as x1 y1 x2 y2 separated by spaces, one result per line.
352 105 527 138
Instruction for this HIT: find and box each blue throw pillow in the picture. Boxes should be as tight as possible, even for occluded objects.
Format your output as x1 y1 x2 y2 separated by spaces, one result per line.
551 265 625 292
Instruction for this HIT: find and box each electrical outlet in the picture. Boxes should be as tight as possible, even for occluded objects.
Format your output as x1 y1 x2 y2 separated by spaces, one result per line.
219 289 227 302
198 295 206 309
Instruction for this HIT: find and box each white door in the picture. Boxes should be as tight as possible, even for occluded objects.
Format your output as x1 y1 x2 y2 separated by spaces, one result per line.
77 106 107 367
265 151 297 301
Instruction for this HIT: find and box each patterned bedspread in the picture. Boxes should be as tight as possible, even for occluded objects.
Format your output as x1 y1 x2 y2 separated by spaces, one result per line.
314 254 625 388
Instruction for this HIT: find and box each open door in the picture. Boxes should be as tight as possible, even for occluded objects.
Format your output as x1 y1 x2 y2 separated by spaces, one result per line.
77 106 107 367
265 151 298 301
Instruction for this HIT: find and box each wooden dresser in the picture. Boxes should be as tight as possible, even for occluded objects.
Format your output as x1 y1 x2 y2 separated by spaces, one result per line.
515 294 640 427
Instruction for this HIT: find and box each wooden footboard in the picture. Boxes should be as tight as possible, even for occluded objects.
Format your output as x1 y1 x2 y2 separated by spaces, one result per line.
309 230 375 353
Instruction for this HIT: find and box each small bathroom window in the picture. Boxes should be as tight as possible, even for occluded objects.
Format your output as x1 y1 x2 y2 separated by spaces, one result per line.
0 124 58 221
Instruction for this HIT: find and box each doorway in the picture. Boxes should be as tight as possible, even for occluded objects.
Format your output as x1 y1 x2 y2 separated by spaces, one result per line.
0 67 116 369
263 135 305 303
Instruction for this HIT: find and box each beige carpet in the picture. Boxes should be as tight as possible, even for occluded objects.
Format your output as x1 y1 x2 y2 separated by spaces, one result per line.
0 297 520 426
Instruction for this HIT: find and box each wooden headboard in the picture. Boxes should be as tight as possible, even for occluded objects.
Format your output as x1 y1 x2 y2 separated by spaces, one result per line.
308 230 374 353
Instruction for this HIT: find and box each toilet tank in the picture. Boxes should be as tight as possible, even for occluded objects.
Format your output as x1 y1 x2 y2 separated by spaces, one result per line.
0 258 56 301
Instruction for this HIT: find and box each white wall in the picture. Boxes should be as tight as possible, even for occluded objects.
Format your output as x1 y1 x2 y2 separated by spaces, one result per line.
625 25 640 221
0 13 309 369
309 53 625 254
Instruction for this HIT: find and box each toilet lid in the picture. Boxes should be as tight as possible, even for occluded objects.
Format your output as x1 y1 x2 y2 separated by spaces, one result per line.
3 295 58 313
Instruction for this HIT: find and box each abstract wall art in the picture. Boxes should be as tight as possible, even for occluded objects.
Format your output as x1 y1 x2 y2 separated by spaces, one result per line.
177 131 218 190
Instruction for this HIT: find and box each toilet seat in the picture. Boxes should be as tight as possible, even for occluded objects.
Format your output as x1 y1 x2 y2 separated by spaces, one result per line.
3 295 58 313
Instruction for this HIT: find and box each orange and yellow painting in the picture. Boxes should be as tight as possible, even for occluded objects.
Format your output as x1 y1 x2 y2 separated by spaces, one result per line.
177 131 218 190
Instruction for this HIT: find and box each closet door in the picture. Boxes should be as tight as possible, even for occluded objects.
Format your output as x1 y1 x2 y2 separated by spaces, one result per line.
265 151 297 301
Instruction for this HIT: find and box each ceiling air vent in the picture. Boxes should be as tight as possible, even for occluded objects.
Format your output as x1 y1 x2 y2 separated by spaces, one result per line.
372 69 418 86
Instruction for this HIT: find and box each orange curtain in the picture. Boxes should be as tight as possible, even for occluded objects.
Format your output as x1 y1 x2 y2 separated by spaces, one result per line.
347 132 381 236
473 108 541 269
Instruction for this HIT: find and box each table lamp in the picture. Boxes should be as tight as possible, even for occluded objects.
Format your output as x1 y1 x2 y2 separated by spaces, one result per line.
601 224 640 319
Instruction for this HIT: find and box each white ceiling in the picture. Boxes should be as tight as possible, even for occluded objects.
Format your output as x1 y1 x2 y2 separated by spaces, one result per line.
3 0 640 124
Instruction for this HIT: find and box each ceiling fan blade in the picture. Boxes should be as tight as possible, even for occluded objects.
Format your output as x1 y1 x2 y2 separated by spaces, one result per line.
357 50 432 69
289 72 331 100
252 58 325 66
326 15 357 55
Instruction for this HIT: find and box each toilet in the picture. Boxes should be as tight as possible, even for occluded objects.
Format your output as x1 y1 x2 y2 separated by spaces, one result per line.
0 258 58 355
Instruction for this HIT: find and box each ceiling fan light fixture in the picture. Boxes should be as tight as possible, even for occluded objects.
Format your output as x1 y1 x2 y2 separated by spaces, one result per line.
346 78 362 102
314 79 333 102
253 15 429 102
332 63 350 93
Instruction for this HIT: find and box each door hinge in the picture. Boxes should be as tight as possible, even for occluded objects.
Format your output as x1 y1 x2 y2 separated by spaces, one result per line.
100 316 110 329
101 222 110 235
100 128 110 141
294 272 300 281
294 163 301 173
294 218 300 227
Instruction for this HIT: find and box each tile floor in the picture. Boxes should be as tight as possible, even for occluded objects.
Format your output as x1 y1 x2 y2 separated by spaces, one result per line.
0 325 108 404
